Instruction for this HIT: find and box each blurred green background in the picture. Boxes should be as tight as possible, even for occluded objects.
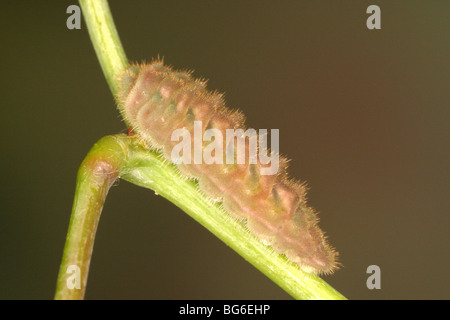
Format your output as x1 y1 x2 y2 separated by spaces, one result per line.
0 1 448 299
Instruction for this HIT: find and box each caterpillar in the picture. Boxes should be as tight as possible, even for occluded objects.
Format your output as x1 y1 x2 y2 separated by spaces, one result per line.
118 60 338 275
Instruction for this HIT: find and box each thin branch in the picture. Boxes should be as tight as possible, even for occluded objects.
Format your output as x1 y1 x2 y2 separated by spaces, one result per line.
79 0 128 97
121 137 347 300
55 0 347 300
55 134 346 299
54 135 129 299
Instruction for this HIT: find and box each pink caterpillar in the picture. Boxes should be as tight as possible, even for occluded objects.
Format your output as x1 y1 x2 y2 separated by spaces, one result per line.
118 60 338 274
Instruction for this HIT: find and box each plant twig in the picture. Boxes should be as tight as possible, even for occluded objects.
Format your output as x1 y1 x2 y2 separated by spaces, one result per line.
79 0 128 97
121 137 347 300
55 134 346 299
55 0 347 300
54 135 129 299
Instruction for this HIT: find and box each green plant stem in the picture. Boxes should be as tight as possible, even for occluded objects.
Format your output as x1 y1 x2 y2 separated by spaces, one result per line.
54 135 129 299
79 0 128 97
55 134 346 300
55 0 347 300
121 137 347 300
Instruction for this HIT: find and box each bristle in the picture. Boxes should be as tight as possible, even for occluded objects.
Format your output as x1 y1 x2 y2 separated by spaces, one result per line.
118 62 339 274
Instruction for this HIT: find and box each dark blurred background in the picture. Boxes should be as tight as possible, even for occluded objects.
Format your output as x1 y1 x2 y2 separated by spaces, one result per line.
0 1 448 300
